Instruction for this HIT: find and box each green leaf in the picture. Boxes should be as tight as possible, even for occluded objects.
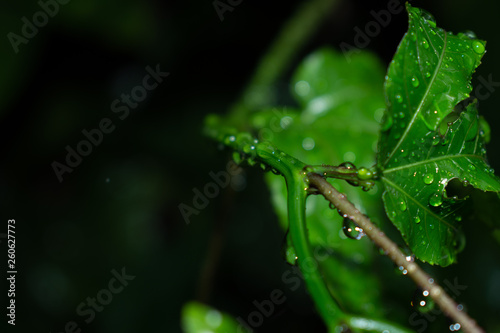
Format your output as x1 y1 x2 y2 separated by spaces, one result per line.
258 48 388 316
378 4 500 266
181 301 240 333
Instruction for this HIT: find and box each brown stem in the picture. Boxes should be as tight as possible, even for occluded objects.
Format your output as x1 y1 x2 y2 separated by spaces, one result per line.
307 172 485 333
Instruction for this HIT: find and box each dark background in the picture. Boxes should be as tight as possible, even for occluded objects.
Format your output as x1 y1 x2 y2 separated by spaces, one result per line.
1 0 499 332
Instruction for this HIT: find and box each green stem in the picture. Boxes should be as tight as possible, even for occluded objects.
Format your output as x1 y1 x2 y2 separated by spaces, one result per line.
206 126 424 331
256 144 344 326
229 0 340 126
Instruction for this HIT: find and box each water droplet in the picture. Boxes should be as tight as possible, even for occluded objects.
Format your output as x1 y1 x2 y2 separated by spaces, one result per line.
412 289 435 313
295 80 310 97
422 39 429 49
396 265 408 275
340 161 356 170
302 137 315 151
342 217 365 240
463 30 477 39
432 136 440 146
468 164 476 171
429 193 443 207
381 114 393 131
399 200 407 212
410 32 416 41
425 72 431 78
282 234 298 266
357 167 373 180
421 11 436 27
243 144 255 154
472 40 485 54
411 76 420 88
424 173 434 184
395 94 403 103
449 323 461 332
414 215 421 224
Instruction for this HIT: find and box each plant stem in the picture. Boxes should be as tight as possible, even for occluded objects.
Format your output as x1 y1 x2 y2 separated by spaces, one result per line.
255 143 345 326
229 0 340 125
307 172 485 333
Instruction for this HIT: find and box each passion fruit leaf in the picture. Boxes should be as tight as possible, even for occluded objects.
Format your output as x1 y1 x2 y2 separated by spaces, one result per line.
378 4 500 266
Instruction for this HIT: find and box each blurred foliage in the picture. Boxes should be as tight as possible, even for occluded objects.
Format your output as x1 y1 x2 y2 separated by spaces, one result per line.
1 0 500 332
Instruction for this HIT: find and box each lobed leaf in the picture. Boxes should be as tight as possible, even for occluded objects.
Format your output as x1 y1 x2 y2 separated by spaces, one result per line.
378 4 500 266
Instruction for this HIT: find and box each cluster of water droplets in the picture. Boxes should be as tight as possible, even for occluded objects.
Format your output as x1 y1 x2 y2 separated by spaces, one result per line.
411 288 435 313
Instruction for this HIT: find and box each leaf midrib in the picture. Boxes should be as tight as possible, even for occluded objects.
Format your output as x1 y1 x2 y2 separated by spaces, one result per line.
383 24 448 167
383 154 482 174
381 176 456 231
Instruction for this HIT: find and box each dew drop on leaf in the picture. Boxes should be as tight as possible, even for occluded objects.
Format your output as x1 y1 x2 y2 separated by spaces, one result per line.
423 173 434 185
284 245 298 265
472 40 485 54
463 30 477 39
342 217 365 240
429 193 443 207
395 94 403 103
399 200 407 212
425 72 431 78
381 114 393 131
422 39 429 49
411 76 420 87
414 215 421 224
411 289 435 313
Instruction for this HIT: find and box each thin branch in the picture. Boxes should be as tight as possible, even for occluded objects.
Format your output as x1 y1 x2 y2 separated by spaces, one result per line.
307 172 485 333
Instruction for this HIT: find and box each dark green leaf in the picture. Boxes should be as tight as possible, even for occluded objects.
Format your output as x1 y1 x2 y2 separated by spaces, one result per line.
378 4 500 266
